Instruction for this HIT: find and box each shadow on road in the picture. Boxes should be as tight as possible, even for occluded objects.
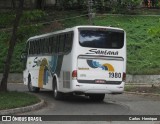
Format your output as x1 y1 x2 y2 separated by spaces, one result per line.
37 90 120 105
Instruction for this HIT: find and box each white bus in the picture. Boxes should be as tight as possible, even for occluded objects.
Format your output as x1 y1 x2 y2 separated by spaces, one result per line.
21 26 126 101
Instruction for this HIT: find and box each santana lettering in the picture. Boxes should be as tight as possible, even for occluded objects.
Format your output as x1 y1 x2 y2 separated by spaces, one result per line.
86 49 118 55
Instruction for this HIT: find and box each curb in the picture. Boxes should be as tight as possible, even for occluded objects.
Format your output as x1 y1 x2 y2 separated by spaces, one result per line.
0 99 45 115
125 91 160 97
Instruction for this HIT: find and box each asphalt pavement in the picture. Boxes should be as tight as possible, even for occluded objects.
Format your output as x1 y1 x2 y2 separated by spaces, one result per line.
2 83 160 124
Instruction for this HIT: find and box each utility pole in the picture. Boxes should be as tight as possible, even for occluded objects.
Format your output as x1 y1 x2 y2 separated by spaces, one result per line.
88 0 94 25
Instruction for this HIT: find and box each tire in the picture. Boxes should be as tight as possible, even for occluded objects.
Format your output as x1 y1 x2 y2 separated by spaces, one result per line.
89 94 105 102
28 75 40 93
53 78 63 100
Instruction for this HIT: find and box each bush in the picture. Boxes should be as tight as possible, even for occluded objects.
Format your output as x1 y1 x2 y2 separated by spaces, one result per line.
0 10 45 73
21 10 46 24
110 0 141 14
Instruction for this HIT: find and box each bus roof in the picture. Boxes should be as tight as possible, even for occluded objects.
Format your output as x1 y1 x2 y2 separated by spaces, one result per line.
27 25 125 42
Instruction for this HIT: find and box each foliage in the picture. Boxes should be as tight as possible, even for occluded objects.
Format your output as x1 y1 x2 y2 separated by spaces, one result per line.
0 10 46 28
0 10 160 75
54 0 141 13
110 0 141 13
62 15 160 74
0 11 15 28
55 0 87 10
122 0 141 8
21 10 46 24
0 32 9 72
0 91 40 110
148 22 160 37
0 10 44 73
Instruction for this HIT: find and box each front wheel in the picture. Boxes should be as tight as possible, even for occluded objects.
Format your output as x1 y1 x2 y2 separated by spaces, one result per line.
53 78 63 100
28 76 40 93
89 94 105 102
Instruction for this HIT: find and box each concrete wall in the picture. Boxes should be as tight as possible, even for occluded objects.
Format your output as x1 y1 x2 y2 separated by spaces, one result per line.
0 73 23 83
0 73 160 84
127 74 160 84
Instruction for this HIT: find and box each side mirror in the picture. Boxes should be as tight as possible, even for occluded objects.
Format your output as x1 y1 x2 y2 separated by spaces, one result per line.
20 52 27 62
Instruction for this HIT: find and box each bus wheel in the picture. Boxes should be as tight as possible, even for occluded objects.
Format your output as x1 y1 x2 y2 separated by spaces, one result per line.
53 78 62 100
89 94 105 102
28 76 40 93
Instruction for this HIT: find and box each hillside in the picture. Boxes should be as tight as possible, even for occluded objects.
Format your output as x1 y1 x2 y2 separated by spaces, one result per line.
0 10 160 74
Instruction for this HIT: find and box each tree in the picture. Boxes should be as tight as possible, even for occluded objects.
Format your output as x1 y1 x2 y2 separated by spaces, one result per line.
36 0 45 9
0 0 24 92
11 0 16 9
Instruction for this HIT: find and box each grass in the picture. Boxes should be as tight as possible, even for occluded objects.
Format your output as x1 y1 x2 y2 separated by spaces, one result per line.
0 91 40 110
0 10 160 74
62 14 160 74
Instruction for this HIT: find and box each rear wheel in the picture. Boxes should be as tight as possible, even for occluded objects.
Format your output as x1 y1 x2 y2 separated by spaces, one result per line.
53 78 63 100
89 94 105 102
28 76 40 93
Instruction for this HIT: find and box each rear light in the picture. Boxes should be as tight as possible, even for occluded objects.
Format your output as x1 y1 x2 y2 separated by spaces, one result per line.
122 72 126 81
72 70 77 79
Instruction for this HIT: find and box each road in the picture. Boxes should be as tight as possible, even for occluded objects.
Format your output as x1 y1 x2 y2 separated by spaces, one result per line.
4 83 160 124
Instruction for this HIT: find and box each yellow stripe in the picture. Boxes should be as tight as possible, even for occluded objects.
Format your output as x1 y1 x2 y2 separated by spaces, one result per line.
103 63 114 72
38 66 44 88
38 58 48 88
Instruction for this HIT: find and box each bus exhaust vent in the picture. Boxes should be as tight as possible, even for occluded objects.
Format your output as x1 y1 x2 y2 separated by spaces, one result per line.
63 71 70 88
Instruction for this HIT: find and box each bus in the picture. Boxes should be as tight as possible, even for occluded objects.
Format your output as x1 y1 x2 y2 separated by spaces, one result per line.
21 25 126 101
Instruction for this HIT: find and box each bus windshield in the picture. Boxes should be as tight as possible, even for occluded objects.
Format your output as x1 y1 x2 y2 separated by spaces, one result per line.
79 28 124 49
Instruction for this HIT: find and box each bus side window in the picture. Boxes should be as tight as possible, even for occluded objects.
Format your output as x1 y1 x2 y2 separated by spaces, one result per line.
29 41 33 55
55 35 60 53
49 37 52 54
37 40 40 54
39 39 43 54
59 34 64 53
34 40 37 54
43 39 46 54
45 38 49 54
25 42 29 55
64 32 73 53
28 41 31 55
41 38 45 54
33 41 35 54
49 36 56 54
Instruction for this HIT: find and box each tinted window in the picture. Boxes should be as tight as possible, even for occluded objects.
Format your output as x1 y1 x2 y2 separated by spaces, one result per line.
79 29 124 49
59 34 65 52
28 32 73 55
49 37 54 53
36 40 40 54
26 42 29 55
29 41 34 54
45 38 49 53
39 39 44 54
64 32 73 53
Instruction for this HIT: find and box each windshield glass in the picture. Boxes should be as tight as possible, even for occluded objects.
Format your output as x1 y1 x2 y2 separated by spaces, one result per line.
79 28 124 49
